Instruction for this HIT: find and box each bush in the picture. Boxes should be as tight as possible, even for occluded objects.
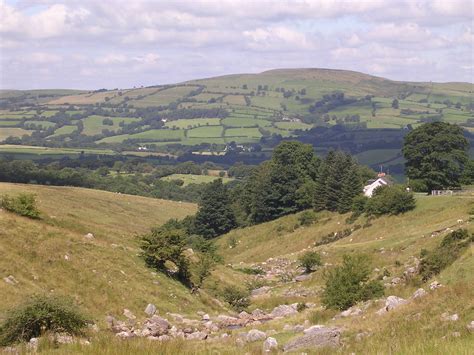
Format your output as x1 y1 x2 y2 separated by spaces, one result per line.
322 254 384 311
365 185 416 216
419 229 472 281
298 251 322 273
298 210 317 226
0 193 40 219
351 195 368 216
221 286 250 311
0 295 89 346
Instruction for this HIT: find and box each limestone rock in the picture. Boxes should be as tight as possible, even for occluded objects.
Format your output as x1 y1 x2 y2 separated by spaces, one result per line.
186 331 208 340
123 309 136 320
283 327 341 352
246 329 267 342
385 296 407 311
412 288 427 299
3 275 18 285
263 337 278 352
251 286 271 297
467 321 474 332
144 304 156 316
303 325 325 334
429 281 442 290
202 313 210 321
271 304 297 318
441 312 459 322
84 233 94 240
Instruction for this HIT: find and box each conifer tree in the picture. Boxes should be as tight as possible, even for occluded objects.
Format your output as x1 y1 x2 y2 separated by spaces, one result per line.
194 179 236 238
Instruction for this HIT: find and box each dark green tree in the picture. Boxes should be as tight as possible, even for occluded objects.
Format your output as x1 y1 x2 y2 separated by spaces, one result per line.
403 122 469 191
194 179 236 238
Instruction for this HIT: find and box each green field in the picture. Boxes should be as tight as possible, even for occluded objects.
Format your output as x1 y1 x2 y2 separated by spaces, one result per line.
187 125 223 138
161 173 233 186
222 117 271 127
225 127 262 138
0 145 115 156
98 129 185 143
274 121 313 130
0 120 21 126
24 120 56 129
82 115 138 135
0 128 32 141
48 125 77 137
164 118 221 129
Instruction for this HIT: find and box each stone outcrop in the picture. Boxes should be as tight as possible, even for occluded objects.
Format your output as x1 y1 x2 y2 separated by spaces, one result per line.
283 327 341 352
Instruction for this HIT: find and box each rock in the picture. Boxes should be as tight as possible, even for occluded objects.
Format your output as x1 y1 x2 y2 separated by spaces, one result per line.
293 325 305 332
116 331 133 339
452 332 461 337
391 277 402 285
340 307 362 317
403 267 417 279
53 333 74 344
263 337 278 352
441 312 459 322
251 286 271 297
429 281 442 290
238 311 250 319
28 338 39 351
295 274 311 282
385 296 407 311
105 315 116 328
168 313 184 323
303 325 325 334
144 303 157 316
271 304 297 318
412 288 427 299
467 321 474 332
202 313 210 321
216 314 239 323
355 332 370 341
283 327 341 352
251 309 265 317
143 315 170 336
3 275 19 285
246 329 267 342
123 309 136 320
186 331 208 340
235 338 246 347
84 233 94 239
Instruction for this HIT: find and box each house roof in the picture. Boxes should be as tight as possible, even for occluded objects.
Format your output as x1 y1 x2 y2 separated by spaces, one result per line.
365 176 394 186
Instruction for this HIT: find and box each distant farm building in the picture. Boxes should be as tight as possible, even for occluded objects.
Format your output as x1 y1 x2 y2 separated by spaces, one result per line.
363 173 394 197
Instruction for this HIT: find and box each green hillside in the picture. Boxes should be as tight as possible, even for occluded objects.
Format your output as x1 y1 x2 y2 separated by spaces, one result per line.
0 182 472 353
0 68 472 172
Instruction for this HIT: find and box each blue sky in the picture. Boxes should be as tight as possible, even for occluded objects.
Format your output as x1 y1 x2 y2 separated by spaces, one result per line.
0 0 472 89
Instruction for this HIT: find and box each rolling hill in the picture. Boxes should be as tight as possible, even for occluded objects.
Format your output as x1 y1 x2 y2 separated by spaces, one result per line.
0 68 472 174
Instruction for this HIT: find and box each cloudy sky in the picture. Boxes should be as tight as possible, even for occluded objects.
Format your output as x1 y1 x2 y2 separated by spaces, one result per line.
0 0 472 89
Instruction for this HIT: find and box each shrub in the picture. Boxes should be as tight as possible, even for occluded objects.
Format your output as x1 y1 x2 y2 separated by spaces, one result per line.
298 211 317 226
296 302 307 312
419 229 472 281
351 195 368 216
221 286 250 311
0 295 89 346
0 193 40 219
298 251 322 273
322 254 384 311
365 185 416 216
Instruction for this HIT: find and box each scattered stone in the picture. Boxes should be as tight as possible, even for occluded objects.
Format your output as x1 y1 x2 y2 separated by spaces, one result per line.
27 338 39 352
123 309 136 320
441 312 459 322
263 337 278 352
303 325 325 334
3 275 19 285
412 288 427 299
403 267 417 279
429 281 442 290
116 331 133 339
186 331 208 340
271 304 298 318
467 321 474 332
452 332 461 337
238 311 249 319
340 307 362 318
144 304 156 316
355 332 370 342
246 329 267 342
202 313 210 321
84 233 94 240
295 274 311 282
251 286 271 297
283 327 341 352
386 296 407 311
391 277 402 285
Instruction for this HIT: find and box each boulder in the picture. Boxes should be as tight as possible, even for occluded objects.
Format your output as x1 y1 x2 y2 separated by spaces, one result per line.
202 313 210 321
295 274 311 282
251 309 266 317
263 337 278 352
238 311 250 319
246 329 267 342
116 331 133 339
271 304 297 318
251 286 271 297
123 309 136 320
3 275 19 285
143 315 170 336
84 233 94 240
27 338 39 352
441 312 459 322
412 288 427 299
340 307 362 317
186 331 208 340
283 327 341 352
429 281 442 290
144 304 157 316
303 325 325 334
467 321 474 332
385 296 407 311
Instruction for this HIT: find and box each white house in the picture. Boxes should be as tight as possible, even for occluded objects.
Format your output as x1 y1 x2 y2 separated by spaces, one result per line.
363 173 394 197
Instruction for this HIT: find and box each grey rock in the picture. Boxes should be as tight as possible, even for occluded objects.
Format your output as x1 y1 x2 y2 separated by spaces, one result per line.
429 281 442 290
27 338 39 352
303 325 325 334
116 331 133 339
251 286 271 297
144 315 170 336
412 288 427 299
54 333 74 344
340 307 362 317
467 321 474 332
186 331 208 340
271 304 297 318
123 309 136 320
441 312 459 322
202 313 210 321
3 275 18 285
246 329 267 342
295 274 311 282
385 296 407 311
84 233 94 239
263 337 278 352
283 327 341 352
144 303 156 316
238 311 250 319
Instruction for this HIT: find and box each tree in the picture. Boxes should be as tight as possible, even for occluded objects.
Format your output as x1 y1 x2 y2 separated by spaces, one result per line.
365 185 416 216
140 225 190 284
391 99 399 109
322 254 384 311
403 122 469 191
194 179 236 238
299 251 322 273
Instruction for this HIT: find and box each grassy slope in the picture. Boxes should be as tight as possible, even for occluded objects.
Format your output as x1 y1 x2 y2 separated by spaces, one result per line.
0 183 230 325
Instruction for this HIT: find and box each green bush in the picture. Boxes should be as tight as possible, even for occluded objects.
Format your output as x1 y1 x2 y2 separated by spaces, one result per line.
419 229 472 281
322 254 384 311
365 185 416 216
298 211 317 226
221 286 250 311
1 193 40 219
0 295 89 346
351 195 368 216
298 251 322 273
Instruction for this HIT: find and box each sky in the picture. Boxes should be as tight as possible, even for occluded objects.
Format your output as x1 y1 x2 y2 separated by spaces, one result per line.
0 0 473 89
